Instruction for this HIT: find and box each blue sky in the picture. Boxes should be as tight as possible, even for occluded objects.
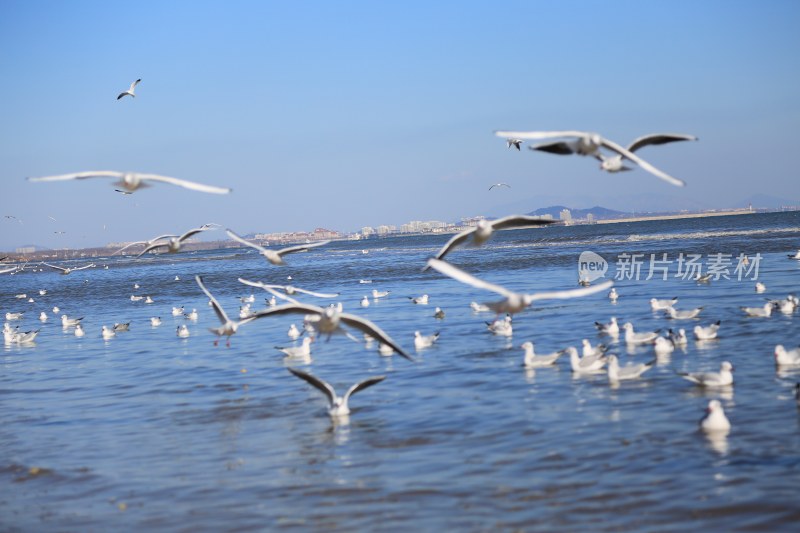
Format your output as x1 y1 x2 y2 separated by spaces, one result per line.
1 1 798 250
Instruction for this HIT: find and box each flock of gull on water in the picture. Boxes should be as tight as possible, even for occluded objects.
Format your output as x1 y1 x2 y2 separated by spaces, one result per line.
3 78 800 432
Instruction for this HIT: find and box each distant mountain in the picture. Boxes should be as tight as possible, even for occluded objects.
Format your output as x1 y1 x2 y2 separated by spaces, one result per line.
526 205 629 220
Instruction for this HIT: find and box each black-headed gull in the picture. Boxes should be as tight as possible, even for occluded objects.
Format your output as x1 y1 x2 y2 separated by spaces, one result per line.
581 339 607 358
590 133 697 174
113 322 130 332
622 323 659 344
700 399 731 432
594 317 619 337
607 354 655 383
177 324 190 338
372 289 390 299
196 275 256 346
521 341 565 368
668 328 688 346
486 316 513 336
150 317 162 327
408 294 429 305
28 170 231 194
252 303 414 361
117 78 141 100
694 321 721 341
287 367 386 418
276 336 314 359
426 258 613 315
679 361 734 387
433 307 445 319
608 288 619 302
650 297 678 311
495 130 690 186
488 183 511 191
39 312 47 322
424 215 553 267
42 262 95 275
506 138 523 150
567 346 607 374
226 229 329 265
287 324 301 339
137 225 215 257
61 314 83 327
788 250 800 260
654 336 675 355
774 345 800 366
101 325 116 340
414 331 440 350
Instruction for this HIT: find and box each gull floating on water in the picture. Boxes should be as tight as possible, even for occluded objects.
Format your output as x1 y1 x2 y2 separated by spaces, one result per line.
665 306 703 320
567 346 607 374
28 170 231 194
427 258 613 315
196 275 256 347
101 325 116 340
741 302 773 317
700 400 731 432
150 317 162 327
227 229 329 265
622 322 659 344
470 302 491 313
424 215 553 267
61 314 83 327
650 297 678 311
608 288 619 302
494 130 690 187
360 296 370 308
408 294 429 305
287 367 386 418
433 307 445 319
487 316 513 336
654 336 675 355
39 311 48 322
113 322 130 332
117 78 141 100
276 336 314 360
582 339 607 358
177 324 190 338
414 331 440 350
521 341 565 368
287 324 301 339
679 361 734 387
74 323 85 337
694 321 721 341
774 345 800 367
594 317 619 337
788 250 800 259
607 354 655 383
668 328 688 346
755 282 766 293
372 289 390 299
253 302 414 361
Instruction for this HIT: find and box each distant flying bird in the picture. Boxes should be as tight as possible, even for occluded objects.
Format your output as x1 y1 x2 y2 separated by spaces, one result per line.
506 138 523 150
28 170 231 194
195 275 256 346
488 183 511 191
226 228 330 265
136 225 214 258
287 367 386 418
424 215 554 268
494 130 689 187
117 78 141 100
4 215 22 224
41 262 95 275
114 189 133 195
238 278 339 299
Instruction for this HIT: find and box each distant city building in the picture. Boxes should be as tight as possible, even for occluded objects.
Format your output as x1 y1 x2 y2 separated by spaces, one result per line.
559 209 572 222
15 246 35 254
586 213 595 222
361 226 375 237
376 225 393 235
461 216 486 227
538 214 554 221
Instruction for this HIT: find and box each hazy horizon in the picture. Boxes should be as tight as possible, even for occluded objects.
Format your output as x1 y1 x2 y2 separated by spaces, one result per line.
2 1 799 251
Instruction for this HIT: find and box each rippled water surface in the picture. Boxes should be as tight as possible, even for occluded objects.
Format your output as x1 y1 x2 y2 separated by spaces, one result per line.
2 212 800 531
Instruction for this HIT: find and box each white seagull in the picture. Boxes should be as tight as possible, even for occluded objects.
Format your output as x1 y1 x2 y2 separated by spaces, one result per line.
654 336 675 355
650 297 678 311
567 346 607 374
137 225 214 257
679 361 734 387
28 170 231 194
74 323 85 337
581 339 607 358
196 275 256 346
227 229 329 265
774 345 800 367
506 138 523 150
590 133 697 174
61 314 83 327
414 331 440 350
594 317 619 337
521 341 565 368
608 288 619 302
424 216 553 267
408 294 429 305
41 262 95 275
101 325 116 340
755 282 767 293
668 328 688 346
622 323 659 344
488 183 511 191
117 78 141 100
740 302 773 317
252 303 414 361
287 324 301 339
238 278 339 299
494 130 689 187
275 336 314 359
694 321 721 341
486 316 513 336
700 400 731 432
287 367 386 418
607 355 655 383
427 258 613 315
177 324 190 338
150 317 162 327
665 306 703 320
372 289 390 299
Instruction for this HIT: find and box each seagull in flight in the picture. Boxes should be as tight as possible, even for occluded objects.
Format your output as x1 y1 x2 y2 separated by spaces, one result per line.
426 258 613 315
488 183 511 191
506 138 523 150
41 262 95 275
27 170 231 194
588 133 697 174
136 225 215 258
238 278 339 299
226 228 330 265
287 367 386 418
252 302 414 361
423 215 554 269
117 78 141 100
494 130 689 187
195 275 256 346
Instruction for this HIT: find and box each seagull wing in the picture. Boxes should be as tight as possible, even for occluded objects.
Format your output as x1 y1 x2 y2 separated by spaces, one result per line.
136 241 168 258
237 277 281 291
129 78 141 91
276 240 331 257
494 130 589 140
72 263 95 271
287 368 336 407
489 215 555 231
426 228 476 266
626 133 698 153
41 262 67 272
291 287 340 298
27 171 124 182
226 229 268 253
251 303 325 321
339 312 415 361
178 226 209 242
529 141 577 155
526 279 614 302
195 275 230 325
343 375 387 404
599 137 685 187
425 258 515 298
136 173 232 194
262 286 301 305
